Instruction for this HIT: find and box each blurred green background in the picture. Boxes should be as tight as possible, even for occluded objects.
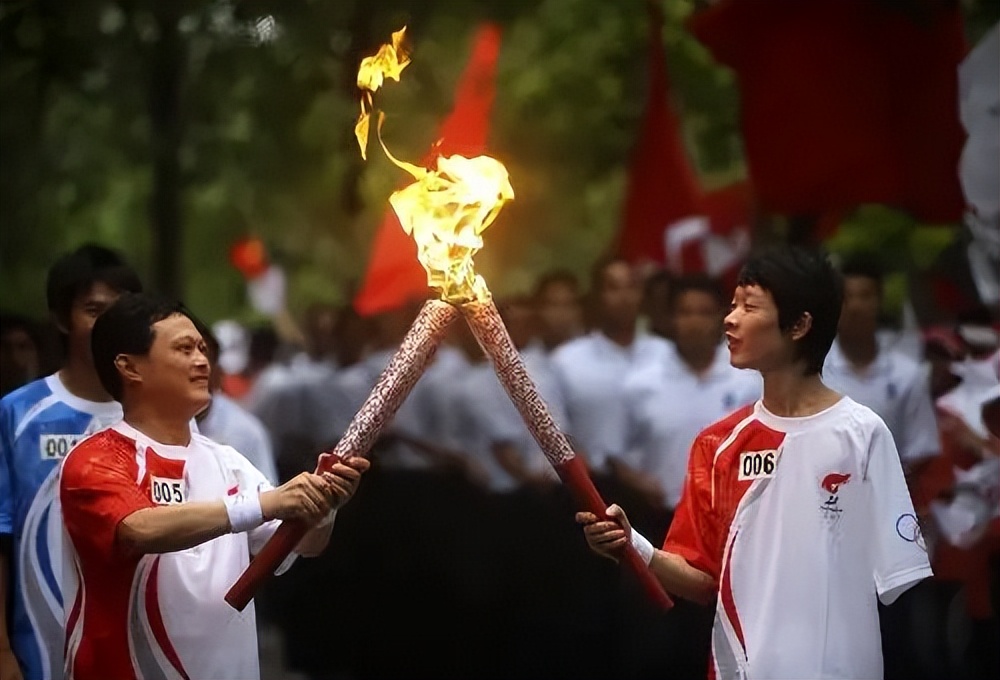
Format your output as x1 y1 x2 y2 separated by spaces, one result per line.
1 0 997 323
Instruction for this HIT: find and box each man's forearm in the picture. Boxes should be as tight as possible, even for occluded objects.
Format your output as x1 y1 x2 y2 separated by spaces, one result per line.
649 550 716 605
117 502 231 557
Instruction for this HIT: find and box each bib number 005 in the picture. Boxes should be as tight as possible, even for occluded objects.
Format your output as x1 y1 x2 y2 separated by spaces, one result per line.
151 477 186 505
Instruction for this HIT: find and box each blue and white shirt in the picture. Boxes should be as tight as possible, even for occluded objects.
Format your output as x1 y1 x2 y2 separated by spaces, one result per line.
0 375 122 680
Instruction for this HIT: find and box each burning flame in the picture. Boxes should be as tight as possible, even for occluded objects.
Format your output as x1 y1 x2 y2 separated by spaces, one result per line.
355 28 514 304
355 27 410 160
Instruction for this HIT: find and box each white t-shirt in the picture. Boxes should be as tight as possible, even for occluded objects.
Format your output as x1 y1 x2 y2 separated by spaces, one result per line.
624 345 761 506
199 392 279 485
550 331 672 470
664 397 932 680
823 339 940 463
60 422 289 680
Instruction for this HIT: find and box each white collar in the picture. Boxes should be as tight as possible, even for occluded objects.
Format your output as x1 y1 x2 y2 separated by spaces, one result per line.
45 374 122 419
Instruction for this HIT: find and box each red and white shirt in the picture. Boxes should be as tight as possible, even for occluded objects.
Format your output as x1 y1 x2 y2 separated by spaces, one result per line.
664 398 932 680
60 421 286 680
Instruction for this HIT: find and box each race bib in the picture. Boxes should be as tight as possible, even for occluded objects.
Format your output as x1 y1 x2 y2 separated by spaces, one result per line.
150 476 187 505
738 449 777 481
39 434 84 461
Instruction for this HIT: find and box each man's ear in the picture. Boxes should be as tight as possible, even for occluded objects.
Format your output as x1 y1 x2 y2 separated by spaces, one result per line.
790 312 813 342
115 354 143 389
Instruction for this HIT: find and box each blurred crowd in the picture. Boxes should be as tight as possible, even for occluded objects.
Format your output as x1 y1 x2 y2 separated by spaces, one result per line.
2 249 999 680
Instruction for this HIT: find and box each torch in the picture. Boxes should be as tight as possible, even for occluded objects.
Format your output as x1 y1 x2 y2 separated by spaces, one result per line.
225 26 671 611
224 300 457 610
384 151 672 609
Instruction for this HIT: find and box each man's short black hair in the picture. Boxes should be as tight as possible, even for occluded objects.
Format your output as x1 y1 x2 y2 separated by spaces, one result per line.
46 244 143 329
533 269 580 302
643 268 675 298
588 256 633 296
669 274 725 310
737 246 843 375
91 293 193 401
839 254 884 293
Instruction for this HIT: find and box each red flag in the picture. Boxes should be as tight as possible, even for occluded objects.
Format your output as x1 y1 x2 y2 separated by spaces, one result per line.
353 24 502 316
663 182 753 292
617 2 703 266
690 0 965 224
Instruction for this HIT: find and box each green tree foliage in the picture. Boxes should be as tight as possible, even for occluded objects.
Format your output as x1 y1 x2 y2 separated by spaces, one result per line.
2 0 993 321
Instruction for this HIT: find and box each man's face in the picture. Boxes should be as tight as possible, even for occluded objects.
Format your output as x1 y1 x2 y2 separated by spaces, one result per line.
673 290 723 357
130 314 211 417
64 281 121 367
537 281 582 346
838 276 880 341
598 262 642 329
725 285 793 372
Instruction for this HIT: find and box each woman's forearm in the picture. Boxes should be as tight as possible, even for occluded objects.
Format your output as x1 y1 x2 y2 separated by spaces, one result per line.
650 550 716 605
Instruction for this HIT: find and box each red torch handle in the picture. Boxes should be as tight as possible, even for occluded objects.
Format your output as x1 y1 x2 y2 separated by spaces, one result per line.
555 456 673 610
224 454 342 611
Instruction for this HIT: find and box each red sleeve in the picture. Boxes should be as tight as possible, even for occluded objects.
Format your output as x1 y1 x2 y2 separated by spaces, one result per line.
60 435 154 561
662 435 724 582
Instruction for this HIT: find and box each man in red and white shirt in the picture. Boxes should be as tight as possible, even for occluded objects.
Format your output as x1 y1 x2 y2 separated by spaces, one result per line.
578 247 932 680
60 293 369 680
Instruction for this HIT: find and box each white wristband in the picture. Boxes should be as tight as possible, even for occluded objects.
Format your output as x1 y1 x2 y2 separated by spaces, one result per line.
630 528 655 566
224 491 264 534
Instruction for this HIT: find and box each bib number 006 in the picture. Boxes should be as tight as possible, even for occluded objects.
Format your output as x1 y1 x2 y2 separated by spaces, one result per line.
738 450 776 481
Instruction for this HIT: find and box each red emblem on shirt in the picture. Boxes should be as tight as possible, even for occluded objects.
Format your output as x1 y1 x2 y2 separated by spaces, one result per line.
821 473 851 494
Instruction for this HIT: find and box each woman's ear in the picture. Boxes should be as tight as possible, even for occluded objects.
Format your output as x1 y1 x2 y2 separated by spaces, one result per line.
115 354 142 389
790 312 813 342
51 311 70 335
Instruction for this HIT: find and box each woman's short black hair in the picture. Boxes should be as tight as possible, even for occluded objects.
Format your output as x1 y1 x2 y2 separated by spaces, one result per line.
736 246 843 375
46 244 142 329
91 293 191 401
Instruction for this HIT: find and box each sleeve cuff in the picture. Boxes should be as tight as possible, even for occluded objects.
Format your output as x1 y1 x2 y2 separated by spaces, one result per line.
877 564 934 605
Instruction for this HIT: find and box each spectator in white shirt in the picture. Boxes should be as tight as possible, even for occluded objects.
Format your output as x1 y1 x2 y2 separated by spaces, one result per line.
624 275 761 518
455 297 566 492
551 258 672 478
532 270 584 353
642 269 675 341
824 257 940 466
198 330 279 485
